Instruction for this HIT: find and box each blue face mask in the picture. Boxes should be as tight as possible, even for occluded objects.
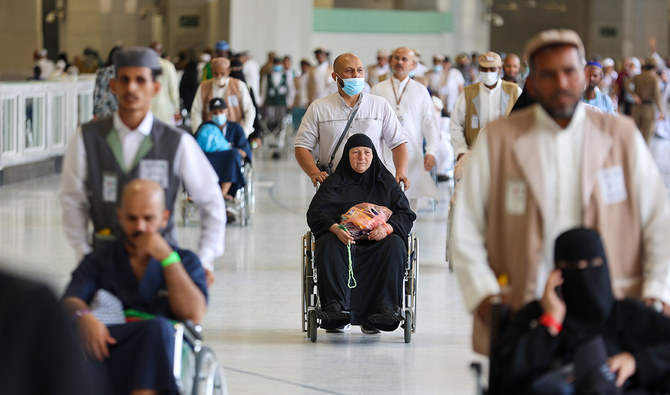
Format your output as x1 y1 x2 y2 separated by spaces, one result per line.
408 69 416 78
337 74 365 96
213 113 227 126
273 65 283 72
433 65 443 73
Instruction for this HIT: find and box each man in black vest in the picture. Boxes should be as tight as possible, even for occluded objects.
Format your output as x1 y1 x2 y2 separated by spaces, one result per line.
61 47 225 286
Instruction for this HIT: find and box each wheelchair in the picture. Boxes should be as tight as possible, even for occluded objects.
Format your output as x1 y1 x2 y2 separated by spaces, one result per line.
301 231 419 343
181 156 254 227
174 320 227 395
258 105 294 159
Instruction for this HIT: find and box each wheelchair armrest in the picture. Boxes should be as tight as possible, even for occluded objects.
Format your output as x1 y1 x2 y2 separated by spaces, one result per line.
183 319 203 341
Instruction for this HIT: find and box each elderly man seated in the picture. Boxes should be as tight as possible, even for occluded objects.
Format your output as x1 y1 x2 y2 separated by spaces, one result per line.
62 179 208 395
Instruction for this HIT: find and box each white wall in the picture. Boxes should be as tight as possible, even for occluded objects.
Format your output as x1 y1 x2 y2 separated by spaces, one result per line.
229 0 313 65
228 0 488 69
0 0 41 74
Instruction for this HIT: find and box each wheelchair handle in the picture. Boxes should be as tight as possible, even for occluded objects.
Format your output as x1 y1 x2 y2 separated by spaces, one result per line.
184 319 203 341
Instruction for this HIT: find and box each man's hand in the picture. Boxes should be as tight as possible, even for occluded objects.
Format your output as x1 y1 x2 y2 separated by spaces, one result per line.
77 314 117 362
368 224 390 241
396 173 410 190
205 268 216 287
309 170 329 186
608 352 636 387
475 294 507 323
238 148 247 158
330 224 355 245
131 232 173 262
423 154 436 172
644 298 670 316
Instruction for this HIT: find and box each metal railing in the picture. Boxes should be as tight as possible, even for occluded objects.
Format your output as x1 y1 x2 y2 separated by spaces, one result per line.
0 76 95 168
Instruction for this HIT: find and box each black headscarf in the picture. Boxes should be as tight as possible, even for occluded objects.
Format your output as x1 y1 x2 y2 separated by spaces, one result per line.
306 134 415 241
554 228 615 341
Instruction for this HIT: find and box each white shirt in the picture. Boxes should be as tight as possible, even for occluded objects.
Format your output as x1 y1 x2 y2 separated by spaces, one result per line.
310 62 336 102
452 103 670 312
370 76 439 200
242 58 261 101
435 68 465 115
450 79 522 157
294 92 407 172
190 77 256 136
259 70 296 107
60 112 226 272
151 57 180 125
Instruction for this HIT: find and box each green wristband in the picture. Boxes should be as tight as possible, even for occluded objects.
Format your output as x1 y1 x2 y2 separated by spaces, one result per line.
161 251 180 268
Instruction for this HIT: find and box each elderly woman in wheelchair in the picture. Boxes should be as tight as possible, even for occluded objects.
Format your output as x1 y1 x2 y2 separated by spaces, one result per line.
62 179 212 394
306 134 416 335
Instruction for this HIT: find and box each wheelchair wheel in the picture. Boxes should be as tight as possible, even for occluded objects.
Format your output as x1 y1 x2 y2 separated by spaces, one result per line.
192 346 225 395
404 309 412 343
302 232 313 333
308 309 318 343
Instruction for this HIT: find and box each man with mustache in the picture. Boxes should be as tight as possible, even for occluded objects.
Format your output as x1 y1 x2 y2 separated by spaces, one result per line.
63 179 208 394
61 47 225 286
451 29 670 355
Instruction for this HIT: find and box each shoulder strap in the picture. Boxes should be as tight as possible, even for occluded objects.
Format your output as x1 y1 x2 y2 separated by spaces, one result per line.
327 106 359 170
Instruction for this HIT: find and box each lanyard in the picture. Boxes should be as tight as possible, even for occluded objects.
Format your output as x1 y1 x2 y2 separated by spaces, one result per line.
391 78 409 111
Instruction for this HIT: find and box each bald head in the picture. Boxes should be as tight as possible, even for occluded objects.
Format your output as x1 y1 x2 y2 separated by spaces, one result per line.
333 53 361 75
503 53 520 80
121 179 166 212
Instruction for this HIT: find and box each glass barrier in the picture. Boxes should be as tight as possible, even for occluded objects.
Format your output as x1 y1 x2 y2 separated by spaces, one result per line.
0 77 95 167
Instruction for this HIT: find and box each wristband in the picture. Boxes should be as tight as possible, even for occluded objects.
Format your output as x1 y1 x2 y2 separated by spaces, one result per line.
538 313 562 334
161 251 180 268
74 309 91 320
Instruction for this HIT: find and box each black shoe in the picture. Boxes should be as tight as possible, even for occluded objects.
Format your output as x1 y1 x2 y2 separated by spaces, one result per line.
437 174 450 182
226 212 236 224
360 323 381 334
367 305 403 327
317 302 350 329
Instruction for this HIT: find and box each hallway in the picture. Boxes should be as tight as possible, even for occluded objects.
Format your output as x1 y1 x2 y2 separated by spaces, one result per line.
0 149 482 394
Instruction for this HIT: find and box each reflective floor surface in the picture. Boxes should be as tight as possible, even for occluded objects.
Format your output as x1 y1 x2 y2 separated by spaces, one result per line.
0 147 484 394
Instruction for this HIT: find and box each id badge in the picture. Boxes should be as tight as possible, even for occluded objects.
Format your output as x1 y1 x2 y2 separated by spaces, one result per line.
139 159 169 188
102 173 118 203
278 85 288 95
598 166 627 204
505 179 527 215
227 95 240 107
471 115 479 129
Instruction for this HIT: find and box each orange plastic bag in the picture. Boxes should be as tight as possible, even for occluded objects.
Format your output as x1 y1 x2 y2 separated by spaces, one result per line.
339 203 392 240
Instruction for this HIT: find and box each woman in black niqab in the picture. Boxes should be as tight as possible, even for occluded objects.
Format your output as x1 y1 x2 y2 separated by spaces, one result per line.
307 133 416 332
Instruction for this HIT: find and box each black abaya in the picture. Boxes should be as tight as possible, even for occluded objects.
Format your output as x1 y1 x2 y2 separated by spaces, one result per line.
306 134 416 329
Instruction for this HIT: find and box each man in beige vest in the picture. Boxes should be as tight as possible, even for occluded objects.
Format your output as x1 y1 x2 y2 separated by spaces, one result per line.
451 29 670 355
190 57 256 137
449 51 521 163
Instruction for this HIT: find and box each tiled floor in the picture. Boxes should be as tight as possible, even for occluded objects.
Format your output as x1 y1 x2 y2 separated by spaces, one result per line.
0 148 484 394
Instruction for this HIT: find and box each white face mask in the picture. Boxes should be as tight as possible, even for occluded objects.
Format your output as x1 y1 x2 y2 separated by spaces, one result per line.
479 71 499 86
216 76 227 87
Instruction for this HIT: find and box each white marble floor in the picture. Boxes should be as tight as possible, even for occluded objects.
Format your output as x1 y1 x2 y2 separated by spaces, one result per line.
0 149 484 395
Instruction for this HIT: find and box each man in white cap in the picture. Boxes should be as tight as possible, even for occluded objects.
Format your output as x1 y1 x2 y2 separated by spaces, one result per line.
190 56 256 137
370 47 439 211
307 47 336 105
600 57 618 101
451 29 670 354
61 47 225 286
449 51 521 165
366 49 391 87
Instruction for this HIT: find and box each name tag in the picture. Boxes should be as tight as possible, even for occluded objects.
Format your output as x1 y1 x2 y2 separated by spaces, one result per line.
102 173 118 203
598 166 627 204
471 115 479 129
505 180 527 215
227 95 240 108
139 159 169 188
278 85 288 95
